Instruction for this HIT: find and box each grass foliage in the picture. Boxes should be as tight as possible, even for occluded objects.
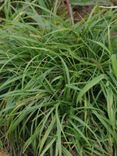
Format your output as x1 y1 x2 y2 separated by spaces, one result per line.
0 1 117 156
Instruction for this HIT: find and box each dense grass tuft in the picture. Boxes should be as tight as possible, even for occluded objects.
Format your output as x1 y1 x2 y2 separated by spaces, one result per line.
0 3 117 156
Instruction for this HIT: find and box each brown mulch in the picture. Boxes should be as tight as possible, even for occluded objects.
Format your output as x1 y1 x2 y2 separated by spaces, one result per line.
66 0 117 22
73 5 93 22
112 0 117 5
0 152 9 156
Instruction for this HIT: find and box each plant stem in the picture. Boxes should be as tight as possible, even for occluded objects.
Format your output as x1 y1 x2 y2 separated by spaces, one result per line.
65 0 74 24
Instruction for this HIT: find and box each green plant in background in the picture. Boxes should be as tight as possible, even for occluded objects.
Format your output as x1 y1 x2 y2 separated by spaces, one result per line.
71 0 112 5
0 0 61 20
0 1 117 156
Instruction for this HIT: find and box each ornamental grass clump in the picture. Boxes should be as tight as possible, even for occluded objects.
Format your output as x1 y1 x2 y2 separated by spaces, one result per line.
0 4 117 156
